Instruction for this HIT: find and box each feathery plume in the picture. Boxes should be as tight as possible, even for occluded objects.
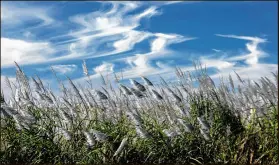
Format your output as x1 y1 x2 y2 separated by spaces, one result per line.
32 77 41 92
135 125 150 138
15 89 20 102
41 93 54 104
59 109 73 126
177 119 194 132
197 117 210 131
1 104 18 117
174 104 191 118
93 89 108 100
56 128 72 141
234 71 244 84
62 98 77 117
126 111 143 126
130 79 146 92
90 129 109 142
163 128 181 138
200 128 210 140
113 137 128 157
130 87 144 98
141 76 153 86
166 87 182 102
151 89 163 100
229 74 235 92
82 60 89 76
119 84 133 95
84 131 96 147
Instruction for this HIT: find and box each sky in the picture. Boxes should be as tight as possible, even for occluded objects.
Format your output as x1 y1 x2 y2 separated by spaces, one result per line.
1 1 278 97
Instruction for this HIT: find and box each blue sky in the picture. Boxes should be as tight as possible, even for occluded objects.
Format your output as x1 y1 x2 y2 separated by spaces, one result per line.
1 1 278 96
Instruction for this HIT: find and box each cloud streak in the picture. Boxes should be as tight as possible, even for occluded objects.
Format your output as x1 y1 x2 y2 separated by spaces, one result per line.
1 2 177 67
51 64 78 74
1 38 55 67
1 2 55 30
94 62 114 74
216 34 268 66
205 34 277 82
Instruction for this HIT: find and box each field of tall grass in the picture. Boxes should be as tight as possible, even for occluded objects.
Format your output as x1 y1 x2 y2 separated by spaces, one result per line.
0 61 278 164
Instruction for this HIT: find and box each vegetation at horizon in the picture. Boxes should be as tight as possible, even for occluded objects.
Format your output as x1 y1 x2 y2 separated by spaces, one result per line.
0 61 278 164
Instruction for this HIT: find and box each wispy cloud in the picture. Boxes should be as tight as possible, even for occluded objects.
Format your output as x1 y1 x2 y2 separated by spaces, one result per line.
1 1 197 70
212 49 221 52
51 64 77 74
50 1 197 84
113 31 151 53
216 34 268 66
23 31 35 39
151 33 192 53
1 2 55 30
210 63 278 85
60 2 161 61
72 31 195 85
215 34 267 43
94 62 114 74
200 58 236 70
1 38 55 67
118 33 196 79
205 34 277 82
73 33 277 89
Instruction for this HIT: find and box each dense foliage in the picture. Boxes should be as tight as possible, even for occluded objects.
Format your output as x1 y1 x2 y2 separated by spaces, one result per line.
0 62 278 164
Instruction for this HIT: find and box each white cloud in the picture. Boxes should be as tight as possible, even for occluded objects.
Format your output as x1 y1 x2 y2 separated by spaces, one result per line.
23 31 35 39
58 2 161 61
164 1 184 5
210 63 278 84
114 33 195 79
156 61 173 69
215 34 267 43
152 33 195 53
113 31 151 52
135 6 159 19
124 55 157 78
51 64 77 74
71 32 277 91
146 1 201 7
72 30 195 85
212 49 221 52
151 37 167 52
94 62 114 74
206 34 278 83
1 1 196 69
216 34 268 66
200 58 236 70
1 2 54 28
1 38 55 67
